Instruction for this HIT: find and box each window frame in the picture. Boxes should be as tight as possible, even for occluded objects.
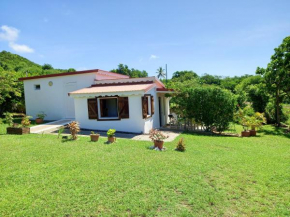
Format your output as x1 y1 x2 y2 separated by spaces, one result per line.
34 84 41 90
97 97 120 120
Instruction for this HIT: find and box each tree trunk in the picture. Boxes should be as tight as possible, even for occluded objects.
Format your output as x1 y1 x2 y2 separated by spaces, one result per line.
276 88 281 127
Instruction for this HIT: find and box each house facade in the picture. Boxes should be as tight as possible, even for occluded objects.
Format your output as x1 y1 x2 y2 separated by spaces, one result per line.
19 69 171 133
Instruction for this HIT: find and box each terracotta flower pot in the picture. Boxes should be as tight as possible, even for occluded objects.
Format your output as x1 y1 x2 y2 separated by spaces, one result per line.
241 131 251 137
154 140 164 149
35 118 43 124
108 136 116 143
90 134 100 142
249 130 256 136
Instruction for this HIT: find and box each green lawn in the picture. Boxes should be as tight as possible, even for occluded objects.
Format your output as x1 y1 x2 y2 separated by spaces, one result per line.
0 125 290 216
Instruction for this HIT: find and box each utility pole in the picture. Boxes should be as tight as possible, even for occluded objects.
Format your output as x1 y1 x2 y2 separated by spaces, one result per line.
165 64 167 84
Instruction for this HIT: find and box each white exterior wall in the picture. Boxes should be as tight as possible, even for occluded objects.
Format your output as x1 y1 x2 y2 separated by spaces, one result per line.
23 73 97 120
143 87 160 133
74 95 145 133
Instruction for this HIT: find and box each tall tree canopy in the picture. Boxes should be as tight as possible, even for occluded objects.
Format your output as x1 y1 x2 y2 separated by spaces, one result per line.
111 64 148 78
256 36 290 125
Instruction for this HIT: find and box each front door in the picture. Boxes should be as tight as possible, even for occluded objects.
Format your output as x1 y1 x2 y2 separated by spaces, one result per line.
64 82 77 118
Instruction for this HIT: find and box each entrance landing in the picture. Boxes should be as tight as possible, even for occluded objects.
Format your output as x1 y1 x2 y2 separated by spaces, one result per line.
30 119 74 134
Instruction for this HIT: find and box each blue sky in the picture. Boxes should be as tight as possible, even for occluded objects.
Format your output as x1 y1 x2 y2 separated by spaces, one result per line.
0 0 289 78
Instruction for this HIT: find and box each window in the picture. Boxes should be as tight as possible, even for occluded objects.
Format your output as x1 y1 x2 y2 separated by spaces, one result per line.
99 97 119 119
142 95 154 119
87 97 129 120
34 84 41 90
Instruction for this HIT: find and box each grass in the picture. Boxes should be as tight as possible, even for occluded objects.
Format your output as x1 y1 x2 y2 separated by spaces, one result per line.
0 125 290 216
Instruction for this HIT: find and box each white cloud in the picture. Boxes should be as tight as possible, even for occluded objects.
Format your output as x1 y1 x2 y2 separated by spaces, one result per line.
9 42 34 53
150 54 159 59
0 25 34 53
0 25 19 42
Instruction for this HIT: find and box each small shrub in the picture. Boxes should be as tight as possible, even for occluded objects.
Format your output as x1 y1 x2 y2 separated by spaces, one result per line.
36 111 47 119
4 112 14 127
175 138 186 152
107 129 116 137
149 129 168 142
58 126 65 139
67 121 80 140
21 116 32 127
91 131 95 135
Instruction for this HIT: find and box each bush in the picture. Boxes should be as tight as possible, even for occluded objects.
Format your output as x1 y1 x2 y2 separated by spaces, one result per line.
265 102 288 124
67 121 80 140
175 138 186 152
176 86 236 132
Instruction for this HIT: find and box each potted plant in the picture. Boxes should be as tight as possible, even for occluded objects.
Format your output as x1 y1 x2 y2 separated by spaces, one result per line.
90 131 100 142
36 112 47 124
149 129 169 149
240 116 251 137
107 129 116 143
249 112 266 136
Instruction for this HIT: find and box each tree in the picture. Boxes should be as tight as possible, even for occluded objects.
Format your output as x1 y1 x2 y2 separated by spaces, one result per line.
111 64 148 78
156 67 165 79
67 68 76 72
172 70 198 82
256 36 290 126
0 70 22 115
200 73 221 85
235 75 269 112
42 64 53 70
171 86 236 132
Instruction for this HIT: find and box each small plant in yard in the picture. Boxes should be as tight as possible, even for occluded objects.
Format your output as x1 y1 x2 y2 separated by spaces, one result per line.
4 112 14 127
67 121 80 140
36 111 47 124
36 112 47 119
58 126 65 139
21 116 32 127
90 131 100 142
175 138 186 152
107 129 116 143
149 129 169 150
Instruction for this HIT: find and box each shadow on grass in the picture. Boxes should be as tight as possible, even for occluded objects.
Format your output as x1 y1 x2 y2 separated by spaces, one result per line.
260 126 290 139
181 131 240 138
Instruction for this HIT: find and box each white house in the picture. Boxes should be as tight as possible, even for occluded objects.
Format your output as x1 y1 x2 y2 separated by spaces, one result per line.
19 69 172 133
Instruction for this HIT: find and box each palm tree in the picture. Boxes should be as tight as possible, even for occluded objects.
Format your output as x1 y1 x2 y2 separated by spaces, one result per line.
156 67 165 79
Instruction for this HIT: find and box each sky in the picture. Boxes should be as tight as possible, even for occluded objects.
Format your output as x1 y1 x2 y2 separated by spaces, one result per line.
0 0 289 78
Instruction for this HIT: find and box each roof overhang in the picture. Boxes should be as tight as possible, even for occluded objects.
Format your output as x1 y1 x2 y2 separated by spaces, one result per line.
156 88 174 93
69 83 156 98
18 69 129 81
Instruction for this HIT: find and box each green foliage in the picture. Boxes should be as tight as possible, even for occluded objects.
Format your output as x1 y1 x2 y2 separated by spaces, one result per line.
36 111 47 119
21 116 32 127
0 51 76 115
107 129 116 137
42 64 53 70
256 36 290 125
172 86 236 132
156 67 165 79
265 101 288 124
57 126 65 139
175 138 186 152
235 75 269 112
4 112 14 127
111 64 148 78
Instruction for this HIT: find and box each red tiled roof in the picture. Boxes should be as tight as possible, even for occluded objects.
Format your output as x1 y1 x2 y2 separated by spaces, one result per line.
69 83 155 95
18 69 129 81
